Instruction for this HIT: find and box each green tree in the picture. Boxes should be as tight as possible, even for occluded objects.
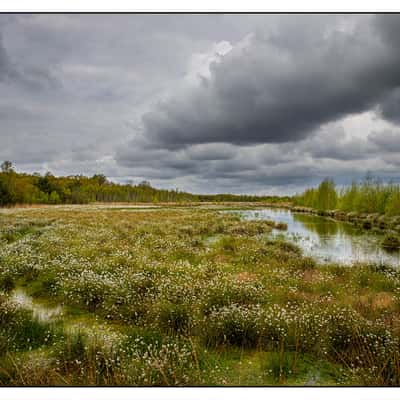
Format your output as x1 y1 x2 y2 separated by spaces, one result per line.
0 175 17 205
1 160 13 173
0 161 17 205
339 181 359 212
92 174 107 185
386 190 400 216
316 178 337 210
49 191 61 204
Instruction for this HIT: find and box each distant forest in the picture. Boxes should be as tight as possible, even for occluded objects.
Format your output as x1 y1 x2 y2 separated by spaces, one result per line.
0 161 287 206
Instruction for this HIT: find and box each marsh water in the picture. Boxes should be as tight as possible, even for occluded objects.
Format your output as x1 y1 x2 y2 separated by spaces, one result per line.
232 208 400 267
11 288 63 321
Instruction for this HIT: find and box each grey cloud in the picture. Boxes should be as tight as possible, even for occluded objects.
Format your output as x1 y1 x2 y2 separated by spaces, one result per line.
374 14 400 49
368 129 400 152
304 125 375 161
139 15 400 150
184 143 237 161
118 114 400 194
0 34 19 82
0 31 59 91
383 154 400 167
19 65 60 91
377 88 400 123
310 140 373 161
3 14 400 195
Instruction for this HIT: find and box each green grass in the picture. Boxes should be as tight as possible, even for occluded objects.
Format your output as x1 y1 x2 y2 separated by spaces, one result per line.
0 205 400 385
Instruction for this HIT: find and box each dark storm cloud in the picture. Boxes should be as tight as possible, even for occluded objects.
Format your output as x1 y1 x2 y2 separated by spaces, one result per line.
3 14 400 195
139 15 400 150
374 14 400 48
118 114 400 194
378 88 400 123
184 143 237 161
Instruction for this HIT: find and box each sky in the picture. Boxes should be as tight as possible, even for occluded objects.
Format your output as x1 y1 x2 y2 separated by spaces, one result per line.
1 13 400 195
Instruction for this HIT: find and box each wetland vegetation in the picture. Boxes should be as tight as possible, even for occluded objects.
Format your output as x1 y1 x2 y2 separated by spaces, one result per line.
1 205 400 386
295 175 400 216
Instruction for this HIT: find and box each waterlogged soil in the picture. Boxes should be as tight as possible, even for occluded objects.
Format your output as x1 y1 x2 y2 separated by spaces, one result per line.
230 208 400 266
11 288 63 322
10 287 124 347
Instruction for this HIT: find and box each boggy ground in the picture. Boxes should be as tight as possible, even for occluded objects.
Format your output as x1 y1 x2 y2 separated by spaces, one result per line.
0 205 400 386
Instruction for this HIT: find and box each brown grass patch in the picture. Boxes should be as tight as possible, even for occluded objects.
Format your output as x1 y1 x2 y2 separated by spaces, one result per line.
235 272 258 282
302 269 322 283
214 254 229 263
372 292 396 311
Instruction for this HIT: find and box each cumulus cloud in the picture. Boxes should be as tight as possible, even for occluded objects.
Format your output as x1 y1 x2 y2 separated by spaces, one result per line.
137 15 400 150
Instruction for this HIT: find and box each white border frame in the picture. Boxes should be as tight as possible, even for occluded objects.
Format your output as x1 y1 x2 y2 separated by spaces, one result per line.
2 387 400 400
0 4 399 399
0 0 400 12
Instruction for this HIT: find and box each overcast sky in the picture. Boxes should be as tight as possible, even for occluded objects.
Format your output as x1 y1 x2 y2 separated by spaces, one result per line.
1 14 400 195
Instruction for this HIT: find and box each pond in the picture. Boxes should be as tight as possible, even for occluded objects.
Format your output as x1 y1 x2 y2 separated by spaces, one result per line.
231 208 400 266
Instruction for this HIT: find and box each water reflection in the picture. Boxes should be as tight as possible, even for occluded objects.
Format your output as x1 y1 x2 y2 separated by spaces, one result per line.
230 208 400 266
11 288 63 321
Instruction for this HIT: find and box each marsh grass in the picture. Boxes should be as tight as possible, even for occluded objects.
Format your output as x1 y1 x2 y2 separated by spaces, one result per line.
1 206 400 385
264 350 299 383
0 274 15 292
153 302 192 334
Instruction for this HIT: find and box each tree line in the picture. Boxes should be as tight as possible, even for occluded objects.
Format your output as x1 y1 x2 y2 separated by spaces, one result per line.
0 161 286 206
294 175 400 216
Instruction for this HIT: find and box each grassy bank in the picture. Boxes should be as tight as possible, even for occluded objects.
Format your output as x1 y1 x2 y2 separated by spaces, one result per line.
293 177 400 247
1 205 400 385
